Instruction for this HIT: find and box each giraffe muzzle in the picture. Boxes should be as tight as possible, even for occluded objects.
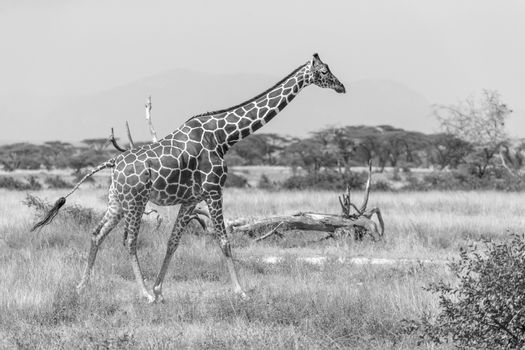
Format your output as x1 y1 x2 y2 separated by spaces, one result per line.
335 84 346 94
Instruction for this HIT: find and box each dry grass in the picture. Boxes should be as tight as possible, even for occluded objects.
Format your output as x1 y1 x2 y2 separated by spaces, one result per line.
1 186 523 349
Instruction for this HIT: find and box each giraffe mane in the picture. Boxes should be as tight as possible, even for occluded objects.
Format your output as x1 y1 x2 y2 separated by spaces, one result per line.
185 62 309 122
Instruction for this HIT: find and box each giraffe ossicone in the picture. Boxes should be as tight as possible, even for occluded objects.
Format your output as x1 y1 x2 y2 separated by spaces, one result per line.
32 53 346 302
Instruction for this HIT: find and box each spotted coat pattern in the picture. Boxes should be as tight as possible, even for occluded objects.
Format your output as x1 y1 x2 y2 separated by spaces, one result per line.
76 54 346 302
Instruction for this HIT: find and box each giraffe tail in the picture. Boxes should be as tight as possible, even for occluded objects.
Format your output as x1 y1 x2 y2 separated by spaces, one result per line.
30 158 116 232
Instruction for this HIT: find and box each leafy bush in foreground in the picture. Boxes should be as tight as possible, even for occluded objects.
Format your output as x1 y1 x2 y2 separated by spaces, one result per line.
409 234 525 349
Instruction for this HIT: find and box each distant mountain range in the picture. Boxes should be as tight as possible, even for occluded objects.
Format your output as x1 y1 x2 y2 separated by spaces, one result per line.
0 69 437 143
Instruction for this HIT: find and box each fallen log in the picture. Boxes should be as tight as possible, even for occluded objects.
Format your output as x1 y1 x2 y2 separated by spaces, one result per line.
231 211 382 242
230 162 385 242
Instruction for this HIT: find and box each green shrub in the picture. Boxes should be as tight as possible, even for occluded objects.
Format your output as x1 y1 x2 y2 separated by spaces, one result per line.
408 234 525 348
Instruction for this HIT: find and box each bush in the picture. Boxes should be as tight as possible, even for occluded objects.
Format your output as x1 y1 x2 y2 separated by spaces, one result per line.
281 170 368 191
402 170 525 191
391 168 401 181
24 194 101 227
408 234 525 348
27 176 42 190
0 176 29 190
45 175 72 189
258 174 276 190
373 179 392 191
224 173 249 188
0 176 42 190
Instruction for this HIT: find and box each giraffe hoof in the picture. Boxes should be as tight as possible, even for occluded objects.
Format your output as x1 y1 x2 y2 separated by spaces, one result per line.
76 283 86 294
235 289 248 300
153 286 165 303
154 293 165 303
145 293 156 304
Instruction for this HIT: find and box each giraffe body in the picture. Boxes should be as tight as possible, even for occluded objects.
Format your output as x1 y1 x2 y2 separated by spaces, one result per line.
66 54 346 302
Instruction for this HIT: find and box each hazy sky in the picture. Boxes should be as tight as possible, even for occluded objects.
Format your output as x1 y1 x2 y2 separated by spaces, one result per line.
1 0 525 137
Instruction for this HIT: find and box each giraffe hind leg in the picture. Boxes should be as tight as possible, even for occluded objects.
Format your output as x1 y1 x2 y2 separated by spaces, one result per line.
152 203 196 302
77 208 123 292
124 206 155 303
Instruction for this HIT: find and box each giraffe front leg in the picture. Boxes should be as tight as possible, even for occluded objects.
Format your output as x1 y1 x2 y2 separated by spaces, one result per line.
125 210 155 303
205 192 246 298
128 235 155 303
152 203 196 302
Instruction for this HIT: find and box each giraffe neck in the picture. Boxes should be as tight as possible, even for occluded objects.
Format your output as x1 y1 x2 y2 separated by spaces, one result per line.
208 62 313 151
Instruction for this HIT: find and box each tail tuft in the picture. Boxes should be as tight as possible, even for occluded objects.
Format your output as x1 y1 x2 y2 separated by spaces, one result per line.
30 197 66 232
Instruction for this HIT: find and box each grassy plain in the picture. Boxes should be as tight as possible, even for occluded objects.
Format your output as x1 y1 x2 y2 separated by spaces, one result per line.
1 183 524 349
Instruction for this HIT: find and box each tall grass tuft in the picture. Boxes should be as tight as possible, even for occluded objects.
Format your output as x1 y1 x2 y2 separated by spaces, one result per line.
24 193 101 228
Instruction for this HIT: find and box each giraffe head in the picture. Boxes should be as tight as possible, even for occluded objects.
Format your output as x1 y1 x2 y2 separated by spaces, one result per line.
309 53 346 93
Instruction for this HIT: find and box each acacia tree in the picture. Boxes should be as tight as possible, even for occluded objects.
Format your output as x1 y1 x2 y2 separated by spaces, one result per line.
283 137 328 177
434 90 511 177
427 133 472 170
42 141 74 169
0 143 45 170
228 133 291 165
82 138 110 151
260 133 291 165
344 126 383 165
324 127 356 174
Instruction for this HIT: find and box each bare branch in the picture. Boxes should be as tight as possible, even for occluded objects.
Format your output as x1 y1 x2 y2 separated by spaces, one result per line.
125 121 136 149
338 195 346 214
500 149 518 176
349 202 364 216
359 160 372 212
145 95 158 143
499 145 525 177
362 207 385 238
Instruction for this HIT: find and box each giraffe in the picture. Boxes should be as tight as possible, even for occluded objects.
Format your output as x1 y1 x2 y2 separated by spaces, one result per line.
32 53 346 302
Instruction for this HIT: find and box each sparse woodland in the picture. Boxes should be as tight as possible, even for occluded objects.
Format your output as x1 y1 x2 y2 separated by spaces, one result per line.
1 91 524 193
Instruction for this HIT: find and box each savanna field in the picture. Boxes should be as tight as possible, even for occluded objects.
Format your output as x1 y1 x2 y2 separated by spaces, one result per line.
1 169 524 349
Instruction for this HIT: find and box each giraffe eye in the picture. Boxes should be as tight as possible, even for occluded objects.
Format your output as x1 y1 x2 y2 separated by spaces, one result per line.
320 68 328 75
